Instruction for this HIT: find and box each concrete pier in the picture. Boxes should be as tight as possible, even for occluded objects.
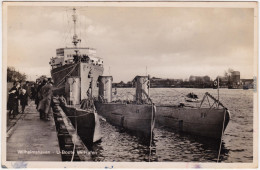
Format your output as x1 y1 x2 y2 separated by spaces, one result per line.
7 101 62 161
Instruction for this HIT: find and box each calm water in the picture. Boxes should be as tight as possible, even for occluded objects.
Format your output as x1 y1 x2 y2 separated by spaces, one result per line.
91 88 254 162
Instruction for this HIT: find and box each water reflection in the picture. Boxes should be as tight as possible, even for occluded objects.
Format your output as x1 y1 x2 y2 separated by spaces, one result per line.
90 119 229 162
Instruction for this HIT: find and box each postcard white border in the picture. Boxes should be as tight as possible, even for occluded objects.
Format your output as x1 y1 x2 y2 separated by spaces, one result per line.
2 1 258 169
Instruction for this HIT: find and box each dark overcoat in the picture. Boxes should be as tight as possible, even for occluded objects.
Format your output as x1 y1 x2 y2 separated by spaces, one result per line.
35 83 43 106
19 93 28 106
37 84 53 114
7 86 19 112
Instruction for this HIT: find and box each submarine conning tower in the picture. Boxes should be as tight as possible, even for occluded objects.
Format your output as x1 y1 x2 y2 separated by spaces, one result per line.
98 76 113 103
135 76 150 104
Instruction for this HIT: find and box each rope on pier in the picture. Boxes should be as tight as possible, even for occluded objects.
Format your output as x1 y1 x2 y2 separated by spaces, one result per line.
217 109 227 163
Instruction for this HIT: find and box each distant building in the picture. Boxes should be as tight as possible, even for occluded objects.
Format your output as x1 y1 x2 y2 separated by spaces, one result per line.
217 76 228 83
189 76 196 82
231 71 240 83
217 71 247 89
112 80 133 88
215 76 229 87
241 79 254 89
203 76 210 82
149 78 183 88
189 75 211 83
188 75 212 88
228 71 241 88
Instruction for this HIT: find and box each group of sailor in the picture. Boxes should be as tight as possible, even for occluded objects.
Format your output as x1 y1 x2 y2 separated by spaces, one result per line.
35 78 54 121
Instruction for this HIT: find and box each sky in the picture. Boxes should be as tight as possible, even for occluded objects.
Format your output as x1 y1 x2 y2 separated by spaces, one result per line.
6 6 255 82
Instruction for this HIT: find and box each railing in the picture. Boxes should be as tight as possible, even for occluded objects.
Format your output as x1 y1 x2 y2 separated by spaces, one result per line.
200 92 226 109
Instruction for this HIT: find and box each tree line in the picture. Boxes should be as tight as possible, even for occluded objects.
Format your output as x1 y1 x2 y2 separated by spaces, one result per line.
7 67 27 82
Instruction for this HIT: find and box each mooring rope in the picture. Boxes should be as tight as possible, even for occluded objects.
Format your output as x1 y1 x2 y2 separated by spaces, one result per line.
148 103 155 162
70 104 77 162
65 111 90 118
56 63 79 87
52 64 76 75
217 109 227 163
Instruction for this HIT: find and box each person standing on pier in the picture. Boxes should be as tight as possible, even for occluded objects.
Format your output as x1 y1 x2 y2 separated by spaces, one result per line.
37 79 53 120
7 82 20 118
34 79 41 108
19 89 28 114
36 79 46 109
30 83 36 100
23 81 31 99
36 79 46 118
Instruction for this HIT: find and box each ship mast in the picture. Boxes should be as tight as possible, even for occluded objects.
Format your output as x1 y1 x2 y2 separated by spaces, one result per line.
72 8 81 48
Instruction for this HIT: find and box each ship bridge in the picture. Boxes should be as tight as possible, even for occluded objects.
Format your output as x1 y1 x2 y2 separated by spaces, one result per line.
50 47 103 69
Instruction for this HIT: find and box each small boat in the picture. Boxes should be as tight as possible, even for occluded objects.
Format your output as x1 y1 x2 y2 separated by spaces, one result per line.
185 98 200 103
156 92 230 139
185 92 200 103
94 76 155 139
186 92 198 99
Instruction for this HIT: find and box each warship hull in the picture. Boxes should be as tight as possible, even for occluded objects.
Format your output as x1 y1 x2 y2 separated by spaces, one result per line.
61 105 102 150
51 62 104 98
94 102 155 138
51 62 103 148
156 106 230 139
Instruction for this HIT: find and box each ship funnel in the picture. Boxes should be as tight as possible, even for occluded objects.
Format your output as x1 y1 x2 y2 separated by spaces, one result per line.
65 76 81 105
135 76 150 103
98 76 113 103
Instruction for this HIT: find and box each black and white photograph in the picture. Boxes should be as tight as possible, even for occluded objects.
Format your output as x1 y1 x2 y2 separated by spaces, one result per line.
2 1 258 168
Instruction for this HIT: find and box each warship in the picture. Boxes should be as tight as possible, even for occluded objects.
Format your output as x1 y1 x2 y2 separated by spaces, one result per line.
49 8 103 148
94 76 156 139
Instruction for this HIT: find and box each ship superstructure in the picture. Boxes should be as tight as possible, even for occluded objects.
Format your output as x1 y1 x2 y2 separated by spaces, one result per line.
50 47 103 69
49 8 104 102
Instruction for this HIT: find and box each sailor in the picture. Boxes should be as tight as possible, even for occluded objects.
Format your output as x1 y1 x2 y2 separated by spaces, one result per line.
19 88 28 114
30 83 36 100
22 81 31 99
37 78 51 120
35 79 45 110
8 81 20 118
